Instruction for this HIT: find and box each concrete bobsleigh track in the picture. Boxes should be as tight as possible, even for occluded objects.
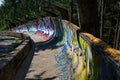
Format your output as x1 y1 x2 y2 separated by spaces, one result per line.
1 17 120 80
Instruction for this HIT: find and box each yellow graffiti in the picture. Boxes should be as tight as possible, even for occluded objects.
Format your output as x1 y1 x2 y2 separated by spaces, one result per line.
72 52 78 66
75 56 84 76
73 32 78 46
70 36 92 80
64 31 93 80
75 68 87 80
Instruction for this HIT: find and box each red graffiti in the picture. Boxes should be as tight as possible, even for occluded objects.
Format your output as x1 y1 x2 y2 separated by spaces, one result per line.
36 19 39 27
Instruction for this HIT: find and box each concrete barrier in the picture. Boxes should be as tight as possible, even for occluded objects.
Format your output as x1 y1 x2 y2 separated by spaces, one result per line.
81 33 120 80
0 32 34 80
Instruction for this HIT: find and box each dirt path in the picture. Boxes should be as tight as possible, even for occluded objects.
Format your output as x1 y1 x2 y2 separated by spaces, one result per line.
25 47 61 80
14 35 62 80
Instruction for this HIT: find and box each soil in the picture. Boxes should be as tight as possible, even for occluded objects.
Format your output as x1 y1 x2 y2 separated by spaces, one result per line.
25 47 61 80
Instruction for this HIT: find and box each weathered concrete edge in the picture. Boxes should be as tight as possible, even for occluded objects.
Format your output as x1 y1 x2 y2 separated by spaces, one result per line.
0 31 26 39
0 32 34 80
62 20 80 30
82 33 120 63
63 20 120 63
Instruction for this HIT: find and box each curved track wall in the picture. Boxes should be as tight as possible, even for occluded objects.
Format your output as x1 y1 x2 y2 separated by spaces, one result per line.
12 17 120 80
61 20 120 80
12 17 55 41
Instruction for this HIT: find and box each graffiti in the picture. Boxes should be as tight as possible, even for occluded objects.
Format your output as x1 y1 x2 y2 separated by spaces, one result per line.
54 19 93 80
73 36 93 80
55 44 71 80
35 17 55 39
12 17 55 40
12 17 94 80
11 17 120 80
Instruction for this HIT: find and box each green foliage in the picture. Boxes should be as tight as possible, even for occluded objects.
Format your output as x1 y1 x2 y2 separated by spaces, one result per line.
15 38 19 44
104 20 111 27
104 0 119 27
49 0 70 9
0 0 119 31
0 0 76 30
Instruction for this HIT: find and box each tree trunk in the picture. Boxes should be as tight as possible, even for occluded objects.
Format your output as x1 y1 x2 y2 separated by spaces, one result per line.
77 0 100 37
70 0 73 22
116 21 120 50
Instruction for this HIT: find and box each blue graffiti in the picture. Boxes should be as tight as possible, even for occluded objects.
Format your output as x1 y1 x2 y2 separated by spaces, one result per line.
55 44 71 80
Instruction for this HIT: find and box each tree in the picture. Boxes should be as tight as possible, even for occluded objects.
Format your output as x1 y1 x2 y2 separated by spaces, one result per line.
77 0 100 37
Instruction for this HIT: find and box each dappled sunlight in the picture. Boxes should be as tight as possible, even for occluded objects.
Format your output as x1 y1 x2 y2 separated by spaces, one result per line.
82 32 120 63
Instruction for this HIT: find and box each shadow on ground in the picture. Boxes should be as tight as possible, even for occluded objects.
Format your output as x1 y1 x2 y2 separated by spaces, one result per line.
13 37 62 80
26 71 58 80
13 41 35 80
35 37 63 52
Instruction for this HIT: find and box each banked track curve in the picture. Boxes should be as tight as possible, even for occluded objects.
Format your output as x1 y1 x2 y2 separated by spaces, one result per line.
11 17 120 80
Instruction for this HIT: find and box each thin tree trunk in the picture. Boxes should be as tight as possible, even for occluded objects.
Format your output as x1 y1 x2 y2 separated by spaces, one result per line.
113 18 119 48
76 0 81 27
70 0 73 22
100 0 104 38
116 22 120 49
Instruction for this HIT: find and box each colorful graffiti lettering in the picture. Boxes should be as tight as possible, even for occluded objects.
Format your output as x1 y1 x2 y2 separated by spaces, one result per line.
55 20 94 80
12 17 55 40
